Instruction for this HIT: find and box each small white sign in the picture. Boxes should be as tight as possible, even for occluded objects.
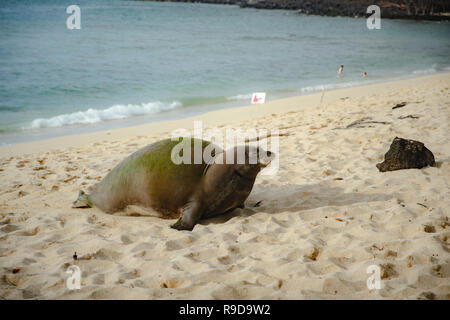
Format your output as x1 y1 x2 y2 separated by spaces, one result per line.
251 92 266 104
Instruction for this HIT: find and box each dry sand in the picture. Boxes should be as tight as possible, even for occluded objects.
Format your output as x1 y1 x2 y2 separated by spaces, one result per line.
0 73 449 299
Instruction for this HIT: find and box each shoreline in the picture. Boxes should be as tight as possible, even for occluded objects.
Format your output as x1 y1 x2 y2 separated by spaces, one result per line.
1 72 448 158
4 67 445 147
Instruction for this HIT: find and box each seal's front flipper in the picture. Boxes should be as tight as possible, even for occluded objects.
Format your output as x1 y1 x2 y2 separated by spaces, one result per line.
170 199 202 231
170 217 193 231
72 190 93 208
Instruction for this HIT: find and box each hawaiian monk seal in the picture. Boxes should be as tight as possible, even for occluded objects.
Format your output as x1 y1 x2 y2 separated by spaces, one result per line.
73 137 275 231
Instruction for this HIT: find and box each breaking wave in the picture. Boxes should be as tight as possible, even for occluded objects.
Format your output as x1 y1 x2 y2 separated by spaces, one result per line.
226 93 253 101
29 101 182 129
299 80 368 94
412 67 437 75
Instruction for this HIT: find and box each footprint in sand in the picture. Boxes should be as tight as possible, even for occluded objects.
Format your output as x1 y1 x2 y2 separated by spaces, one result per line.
1 224 21 233
81 248 122 261
211 285 248 299
5 272 27 287
92 274 105 285
165 236 196 251
22 258 37 265
165 240 183 251
131 242 155 253
16 160 30 168
121 235 133 245
380 263 398 279
160 278 183 289
120 269 141 281
19 226 40 236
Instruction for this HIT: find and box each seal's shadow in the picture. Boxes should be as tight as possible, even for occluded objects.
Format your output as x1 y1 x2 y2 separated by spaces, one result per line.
199 182 394 226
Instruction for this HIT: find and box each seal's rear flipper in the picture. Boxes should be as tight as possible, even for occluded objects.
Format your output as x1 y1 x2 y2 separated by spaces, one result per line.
72 190 93 208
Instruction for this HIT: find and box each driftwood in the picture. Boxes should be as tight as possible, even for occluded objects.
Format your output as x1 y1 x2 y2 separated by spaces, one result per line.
392 102 407 109
334 117 391 129
244 132 290 143
376 137 435 172
398 114 420 119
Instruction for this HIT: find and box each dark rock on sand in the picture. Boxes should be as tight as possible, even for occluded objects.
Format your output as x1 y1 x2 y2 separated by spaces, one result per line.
376 137 435 172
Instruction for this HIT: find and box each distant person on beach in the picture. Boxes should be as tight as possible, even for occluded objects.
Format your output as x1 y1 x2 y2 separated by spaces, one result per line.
363 72 367 77
338 65 344 77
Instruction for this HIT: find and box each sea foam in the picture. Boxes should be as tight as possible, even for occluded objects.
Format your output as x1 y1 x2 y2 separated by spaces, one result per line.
226 94 253 101
29 101 181 129
299 80 368 94
412 67 437 75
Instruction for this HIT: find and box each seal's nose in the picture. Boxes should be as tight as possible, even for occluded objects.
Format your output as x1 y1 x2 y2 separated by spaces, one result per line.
258 150 275 167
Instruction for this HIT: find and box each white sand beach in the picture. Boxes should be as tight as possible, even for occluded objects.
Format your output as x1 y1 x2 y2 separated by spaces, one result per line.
0 73 449 299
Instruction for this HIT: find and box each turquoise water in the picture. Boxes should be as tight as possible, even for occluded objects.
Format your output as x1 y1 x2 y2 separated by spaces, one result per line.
1 0 449 144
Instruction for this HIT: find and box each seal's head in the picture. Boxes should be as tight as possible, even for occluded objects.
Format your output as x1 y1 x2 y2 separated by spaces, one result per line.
72 190 93 208
172 144 275 231
231 145 275 179
256 147 276 168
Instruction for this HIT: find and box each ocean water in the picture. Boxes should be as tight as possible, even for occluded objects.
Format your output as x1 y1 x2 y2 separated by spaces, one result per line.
1 0 449 145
